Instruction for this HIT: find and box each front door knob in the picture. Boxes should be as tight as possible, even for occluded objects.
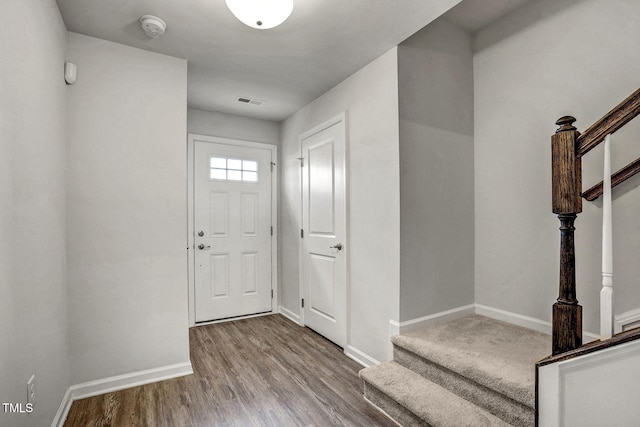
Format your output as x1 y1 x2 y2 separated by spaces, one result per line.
330 243 343 251
197 243 211 250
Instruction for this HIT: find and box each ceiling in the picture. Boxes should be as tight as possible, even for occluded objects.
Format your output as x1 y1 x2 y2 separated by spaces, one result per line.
444 0 531 33
55 0 528 122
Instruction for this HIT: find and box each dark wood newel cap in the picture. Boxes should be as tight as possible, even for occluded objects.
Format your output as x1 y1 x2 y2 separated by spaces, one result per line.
555 116 577 132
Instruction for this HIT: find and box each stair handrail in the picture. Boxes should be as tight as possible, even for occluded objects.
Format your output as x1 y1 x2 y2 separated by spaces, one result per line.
576 88 640 156
582 156 640 201
550 87 640 355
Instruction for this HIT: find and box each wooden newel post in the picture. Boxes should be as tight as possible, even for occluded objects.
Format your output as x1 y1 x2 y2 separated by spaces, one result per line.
551 116 583 355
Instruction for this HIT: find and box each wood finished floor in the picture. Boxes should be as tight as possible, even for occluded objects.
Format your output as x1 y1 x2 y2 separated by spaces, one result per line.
64 314 394 426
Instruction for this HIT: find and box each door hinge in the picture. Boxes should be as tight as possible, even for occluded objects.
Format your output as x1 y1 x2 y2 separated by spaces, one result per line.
271 226 273 236
297 157 304 167
300 229 304 238
301 298 304 308
270 161 276 172
271 289 274 299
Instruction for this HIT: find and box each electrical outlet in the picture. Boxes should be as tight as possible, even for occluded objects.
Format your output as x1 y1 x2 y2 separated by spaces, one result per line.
27 374 35 406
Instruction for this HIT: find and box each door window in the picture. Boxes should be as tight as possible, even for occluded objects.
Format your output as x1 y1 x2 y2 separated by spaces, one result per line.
209 157 258 182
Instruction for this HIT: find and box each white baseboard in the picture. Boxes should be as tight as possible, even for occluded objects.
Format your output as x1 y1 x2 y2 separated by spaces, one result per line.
615 307 640 334
279 305 379 367
357 305 476 366
51 387 73 427
392 304 476 335
282 305 379 368
70 362 194 400
388 304 474 360
475 304 552 335
391 304 599 343
279 305 302 326
52 362 193 427
345 345 381 368
475 304 599 341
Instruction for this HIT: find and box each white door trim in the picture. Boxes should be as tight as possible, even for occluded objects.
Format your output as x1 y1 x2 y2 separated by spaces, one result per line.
298 112 349 346
187 133 278 327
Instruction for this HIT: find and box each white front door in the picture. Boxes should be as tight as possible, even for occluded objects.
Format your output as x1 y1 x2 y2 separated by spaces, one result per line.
301 116 347 348
194 140 273 322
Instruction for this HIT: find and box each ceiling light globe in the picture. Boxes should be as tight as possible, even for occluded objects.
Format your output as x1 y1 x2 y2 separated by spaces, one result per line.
225 0 294 29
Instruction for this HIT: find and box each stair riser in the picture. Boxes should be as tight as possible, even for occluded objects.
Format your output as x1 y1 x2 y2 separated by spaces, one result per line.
394 346 534 426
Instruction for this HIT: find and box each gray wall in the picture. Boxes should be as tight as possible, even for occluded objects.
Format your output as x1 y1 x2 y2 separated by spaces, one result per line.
187 108 280 145
280 48 401 362
398 18 475 322
0 0 69 425
474 0 640 334
65 32 191 383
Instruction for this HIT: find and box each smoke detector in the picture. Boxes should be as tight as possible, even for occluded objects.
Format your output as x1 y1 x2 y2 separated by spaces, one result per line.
140 15 167 38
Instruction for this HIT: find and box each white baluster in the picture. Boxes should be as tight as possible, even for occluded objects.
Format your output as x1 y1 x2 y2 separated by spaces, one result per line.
601 134 613 339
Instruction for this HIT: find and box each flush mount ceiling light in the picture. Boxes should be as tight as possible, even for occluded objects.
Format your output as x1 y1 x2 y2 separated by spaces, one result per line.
225 0 293 29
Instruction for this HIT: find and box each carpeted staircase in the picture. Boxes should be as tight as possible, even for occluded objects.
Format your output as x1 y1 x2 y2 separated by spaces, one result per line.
359 315 551 426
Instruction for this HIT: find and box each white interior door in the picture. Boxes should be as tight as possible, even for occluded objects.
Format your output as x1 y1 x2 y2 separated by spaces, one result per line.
301 117 347 348
194 141 273 322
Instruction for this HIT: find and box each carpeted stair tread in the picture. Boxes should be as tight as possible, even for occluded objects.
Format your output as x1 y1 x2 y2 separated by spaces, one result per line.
360 361 511 427
391 315 550 408
393 346 533 425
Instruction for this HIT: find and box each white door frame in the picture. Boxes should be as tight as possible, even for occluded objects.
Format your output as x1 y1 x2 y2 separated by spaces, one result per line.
187 133 278 327
298 112 349 345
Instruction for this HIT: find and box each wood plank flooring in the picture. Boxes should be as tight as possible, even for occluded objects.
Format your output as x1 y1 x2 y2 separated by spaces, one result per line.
64 314 394 426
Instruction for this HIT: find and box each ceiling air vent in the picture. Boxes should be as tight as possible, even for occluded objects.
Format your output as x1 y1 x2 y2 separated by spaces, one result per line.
235 96 266 106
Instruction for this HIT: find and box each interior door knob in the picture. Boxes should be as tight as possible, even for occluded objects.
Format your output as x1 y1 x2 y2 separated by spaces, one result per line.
330 243 343 251
197 243 211 250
